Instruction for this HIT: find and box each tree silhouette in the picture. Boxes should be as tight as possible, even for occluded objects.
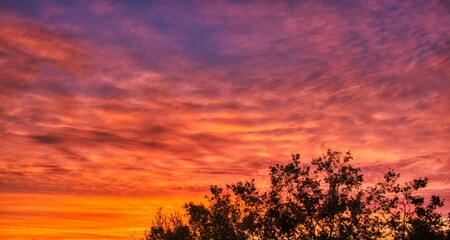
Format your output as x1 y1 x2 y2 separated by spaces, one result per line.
144 149 450 240
146 209 192 240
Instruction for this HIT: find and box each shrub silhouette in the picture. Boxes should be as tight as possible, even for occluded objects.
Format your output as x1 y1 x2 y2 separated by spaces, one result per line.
144 149 450 240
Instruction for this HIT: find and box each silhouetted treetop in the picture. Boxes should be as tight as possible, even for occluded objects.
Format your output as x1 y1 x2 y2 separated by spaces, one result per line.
144 149 450 240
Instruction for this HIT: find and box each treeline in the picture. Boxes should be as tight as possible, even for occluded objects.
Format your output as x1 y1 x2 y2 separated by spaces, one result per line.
144 150 450 240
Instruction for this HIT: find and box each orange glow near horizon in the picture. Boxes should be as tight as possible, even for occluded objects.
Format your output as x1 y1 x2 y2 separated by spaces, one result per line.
1 1 449 239
0 193 203 239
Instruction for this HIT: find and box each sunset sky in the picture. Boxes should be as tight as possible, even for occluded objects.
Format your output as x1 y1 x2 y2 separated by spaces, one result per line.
0 0 449 239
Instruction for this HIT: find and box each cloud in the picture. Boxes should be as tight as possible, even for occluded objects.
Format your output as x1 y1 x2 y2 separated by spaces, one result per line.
0 0 448 205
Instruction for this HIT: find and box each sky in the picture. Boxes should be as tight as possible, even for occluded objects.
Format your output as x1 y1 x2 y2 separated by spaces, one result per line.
0 0 449 239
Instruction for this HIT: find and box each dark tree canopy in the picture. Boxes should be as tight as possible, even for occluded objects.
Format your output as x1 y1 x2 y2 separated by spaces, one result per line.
144 149 450 240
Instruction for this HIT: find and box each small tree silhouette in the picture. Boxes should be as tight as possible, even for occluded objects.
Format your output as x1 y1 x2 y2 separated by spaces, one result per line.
144 149 450 240
146 208 192 240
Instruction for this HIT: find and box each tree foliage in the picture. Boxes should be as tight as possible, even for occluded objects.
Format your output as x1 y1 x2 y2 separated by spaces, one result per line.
144 149 450 240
